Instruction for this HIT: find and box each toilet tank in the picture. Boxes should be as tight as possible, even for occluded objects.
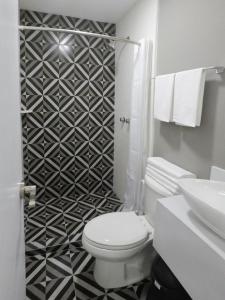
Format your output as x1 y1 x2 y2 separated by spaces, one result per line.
144 182 171 226
143 157 196 226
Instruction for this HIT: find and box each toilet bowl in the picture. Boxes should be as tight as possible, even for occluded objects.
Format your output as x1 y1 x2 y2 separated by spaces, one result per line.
82 181 167 288
82 158 196 289
82 212 154 288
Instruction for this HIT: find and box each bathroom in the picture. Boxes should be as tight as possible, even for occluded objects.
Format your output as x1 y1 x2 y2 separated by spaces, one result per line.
1 0 225 299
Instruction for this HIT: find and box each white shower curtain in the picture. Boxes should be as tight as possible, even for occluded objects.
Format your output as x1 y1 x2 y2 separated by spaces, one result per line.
123 39 152 213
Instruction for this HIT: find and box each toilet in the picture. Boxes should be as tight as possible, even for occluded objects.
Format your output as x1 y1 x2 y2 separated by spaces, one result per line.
82 157 196 289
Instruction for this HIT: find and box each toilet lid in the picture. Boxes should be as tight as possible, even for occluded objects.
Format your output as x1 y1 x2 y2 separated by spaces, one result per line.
83 212 149 250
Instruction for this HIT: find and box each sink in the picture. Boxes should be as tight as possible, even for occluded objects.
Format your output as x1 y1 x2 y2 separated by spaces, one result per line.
178 178 225 240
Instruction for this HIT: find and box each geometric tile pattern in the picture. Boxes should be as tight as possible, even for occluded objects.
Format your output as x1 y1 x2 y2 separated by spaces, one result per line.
20 10 115 199
25 193 150 299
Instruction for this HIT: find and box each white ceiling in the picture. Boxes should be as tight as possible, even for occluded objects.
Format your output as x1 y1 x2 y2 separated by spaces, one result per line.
19 0 138 23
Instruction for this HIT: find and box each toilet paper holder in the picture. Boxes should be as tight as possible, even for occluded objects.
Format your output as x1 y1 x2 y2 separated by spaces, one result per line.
19 183 36 208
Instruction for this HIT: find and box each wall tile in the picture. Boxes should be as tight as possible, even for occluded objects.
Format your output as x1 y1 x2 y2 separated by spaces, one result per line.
20 10 115 198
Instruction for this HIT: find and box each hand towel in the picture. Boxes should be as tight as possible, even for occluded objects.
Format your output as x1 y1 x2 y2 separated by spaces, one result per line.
173 68 206 127
147 157 196 179
154 73 175 122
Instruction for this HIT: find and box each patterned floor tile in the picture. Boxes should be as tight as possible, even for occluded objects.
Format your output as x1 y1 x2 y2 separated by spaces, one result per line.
36 196 46 206
26 248 46 260
45 198 62 207
74 272 106 300
46 204 63 215
28 204 46 219
26 242 46 253
46 213 65 227
70 248 95 275
96 198 123 213
46 223 67 241
26 226 46 244
84 207 106 221
64 202 94 220
26 256 46 285
27 214 46 228
24 191 144 300
62 199 78 213
46 243 70 258
64 212 83 224
69 241 83 252
47 235 70 248
26 281 46 300
65 218 86 242
46 276 76 300
104 191 119 199
26 225 46 250
61 195 77 202
76 194 103 208
46 252 73 281
92 287 139 300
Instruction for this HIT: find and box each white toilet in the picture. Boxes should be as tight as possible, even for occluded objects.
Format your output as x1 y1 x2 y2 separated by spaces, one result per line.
82 158 196 289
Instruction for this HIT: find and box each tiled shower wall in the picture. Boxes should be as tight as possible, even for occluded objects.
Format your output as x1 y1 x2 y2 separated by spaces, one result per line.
20 10 116 199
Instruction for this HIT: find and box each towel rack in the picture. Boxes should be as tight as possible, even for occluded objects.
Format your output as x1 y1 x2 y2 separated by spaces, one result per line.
152 66 225 79
204 66 224 74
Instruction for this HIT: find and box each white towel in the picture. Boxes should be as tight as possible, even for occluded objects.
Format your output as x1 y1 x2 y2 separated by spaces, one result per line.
145 167 179 192
147 157 196 179
147 165 178 184
154 73 175 122
173 68 206 127
145 175 172 197
146 172 179 194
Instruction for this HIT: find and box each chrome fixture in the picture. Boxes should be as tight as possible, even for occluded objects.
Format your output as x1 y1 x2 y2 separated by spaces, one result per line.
19 25 141 46
204 66 225 74
151 66 225 80
120 117 130 125
120 117 126 123
20 110 33 114
20 183 36 208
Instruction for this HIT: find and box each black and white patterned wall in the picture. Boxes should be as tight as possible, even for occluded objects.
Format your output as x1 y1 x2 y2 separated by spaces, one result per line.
20 10 116 200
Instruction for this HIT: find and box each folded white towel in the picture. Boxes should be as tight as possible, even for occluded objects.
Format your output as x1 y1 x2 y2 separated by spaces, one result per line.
173 68 206 127
147 157 196 179
154 73 175 122
145 175 172 197
147 165 178 184
146 167 179 192
146 172 179 194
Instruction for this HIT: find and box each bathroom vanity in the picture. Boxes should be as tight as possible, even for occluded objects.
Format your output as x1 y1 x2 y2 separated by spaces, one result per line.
153 195 225 300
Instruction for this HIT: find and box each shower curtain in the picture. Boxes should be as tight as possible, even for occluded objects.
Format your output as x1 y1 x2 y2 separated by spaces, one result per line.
123 39 152 213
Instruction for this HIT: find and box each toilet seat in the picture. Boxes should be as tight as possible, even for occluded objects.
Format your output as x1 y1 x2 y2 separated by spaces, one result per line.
83 212 152 250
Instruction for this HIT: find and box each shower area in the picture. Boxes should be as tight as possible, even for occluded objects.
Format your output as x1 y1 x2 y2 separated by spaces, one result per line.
20 9 150 299
20 10 116 200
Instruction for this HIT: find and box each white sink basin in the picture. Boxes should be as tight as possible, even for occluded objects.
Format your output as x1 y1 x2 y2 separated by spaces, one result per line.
178 178 225 240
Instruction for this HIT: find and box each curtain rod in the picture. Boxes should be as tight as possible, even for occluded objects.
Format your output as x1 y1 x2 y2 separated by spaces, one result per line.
19 25 141 46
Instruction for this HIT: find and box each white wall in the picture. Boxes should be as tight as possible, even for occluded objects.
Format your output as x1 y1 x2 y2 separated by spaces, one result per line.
154 0 225 178
114 0 158 200
0 0 25 299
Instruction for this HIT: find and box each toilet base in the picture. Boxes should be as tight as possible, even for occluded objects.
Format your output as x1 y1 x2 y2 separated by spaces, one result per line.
94 243 153 289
